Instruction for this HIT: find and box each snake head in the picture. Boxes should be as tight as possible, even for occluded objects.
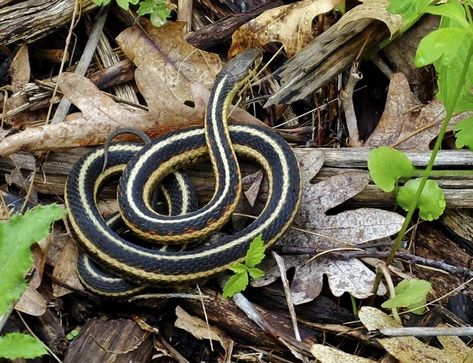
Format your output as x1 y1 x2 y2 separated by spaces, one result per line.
222 48 263 85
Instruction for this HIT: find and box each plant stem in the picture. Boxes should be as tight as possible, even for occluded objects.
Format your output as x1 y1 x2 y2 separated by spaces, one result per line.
413 168 473 177
372 36 473 295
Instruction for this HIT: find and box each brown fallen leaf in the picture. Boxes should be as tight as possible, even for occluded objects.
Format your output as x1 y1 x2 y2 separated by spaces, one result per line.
359 307 472 363
14 285 47 317
0 20 263 156
52 236 83 297
230 0 341 58
364 73 471 150
254 164 402 303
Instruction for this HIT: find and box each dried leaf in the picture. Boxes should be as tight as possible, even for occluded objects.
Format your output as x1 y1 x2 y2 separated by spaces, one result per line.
254 172 402 303
0 21 261 156
52 236 83 297
14 285 46 317
174 306 232 352
364 73 472 150
337 0 403 36
359 307 472 363
230 0 341 57
311 344 376 363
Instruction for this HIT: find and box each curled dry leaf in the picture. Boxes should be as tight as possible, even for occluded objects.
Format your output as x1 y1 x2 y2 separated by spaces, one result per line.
14 285 47 317
364 73 471 150
174 306 233 353
0 21 263 156
254 168 402 304
359 307 472 363
337 0 403 36
230 0 341 58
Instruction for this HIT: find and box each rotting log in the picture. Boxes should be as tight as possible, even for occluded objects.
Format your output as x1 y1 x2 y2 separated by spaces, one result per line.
1 148 473 208
0 0 97 47
63 317 153 363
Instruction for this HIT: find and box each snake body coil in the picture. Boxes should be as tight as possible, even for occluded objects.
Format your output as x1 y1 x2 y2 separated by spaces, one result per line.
65 49 301 295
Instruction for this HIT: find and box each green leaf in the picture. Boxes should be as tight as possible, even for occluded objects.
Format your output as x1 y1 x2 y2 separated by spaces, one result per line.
137 0 172 27
368 146 414 192
244 235 266 268
0 333 47 359
382 279 432 315
387 0 432 25
114 0 138 10
397 178 446 221
228 263 247 274
222 272 248 298
247 267 265 279
454 116 473 149
423 1 469 28
415 28 469 67
0 204 64 314
93 0 111 5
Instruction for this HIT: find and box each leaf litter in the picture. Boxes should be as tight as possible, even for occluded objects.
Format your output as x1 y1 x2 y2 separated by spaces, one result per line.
253 149 403 304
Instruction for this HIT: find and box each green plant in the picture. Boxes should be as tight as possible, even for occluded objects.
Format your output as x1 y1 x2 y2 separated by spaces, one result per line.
369 0 473 290
93 0 175 26
382 279 432 315
223 235 266 297
0 204 64 360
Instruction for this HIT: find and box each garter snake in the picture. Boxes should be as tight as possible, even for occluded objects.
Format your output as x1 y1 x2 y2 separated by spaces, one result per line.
65 49 301 295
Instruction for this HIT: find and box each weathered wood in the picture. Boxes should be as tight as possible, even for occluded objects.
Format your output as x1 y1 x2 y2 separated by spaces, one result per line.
265 21 390 106
0 0 97 47
1 148 473 208
63 317 153 363
180 287 318 352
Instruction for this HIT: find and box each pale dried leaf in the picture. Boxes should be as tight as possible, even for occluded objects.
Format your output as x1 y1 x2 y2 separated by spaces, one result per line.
337 0 403 36
311 344 376 363
243 170 263 207
254 172 402 303
230 0 341 57
174 306 232 352
294 149 325 185
359 307 472 363
52 236 83 297
10 45 30 90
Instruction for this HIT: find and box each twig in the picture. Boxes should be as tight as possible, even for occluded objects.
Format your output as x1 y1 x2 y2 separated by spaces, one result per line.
272 252 308 363
229 288 312 357
376 261 400 322
340 62 363 146
50 6 109 124
370 327 473 338
44 0 81 124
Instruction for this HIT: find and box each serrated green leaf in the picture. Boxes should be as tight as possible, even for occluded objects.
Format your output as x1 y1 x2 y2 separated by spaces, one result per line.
222 272 248 298
229 263 247 274
0 333 47 359
368 147 414 192
397 178 446 221
382 279 432 314
247 267 265 279
245 235 266 268
454 116 473 149
0 204 64 314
